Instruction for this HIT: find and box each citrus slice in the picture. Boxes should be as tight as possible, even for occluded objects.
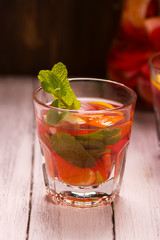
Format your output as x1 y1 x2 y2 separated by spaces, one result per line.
55 153 96 186
65 115 86 124
157 74 160 83
151 74 160 91
86 115 124 128
90 101 114 109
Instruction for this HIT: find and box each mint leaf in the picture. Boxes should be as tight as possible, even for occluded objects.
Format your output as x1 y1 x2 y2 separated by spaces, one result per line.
75 127 121 159
74 127 121 158
50 132 97 168
75 128 121 147
38 62 81 110
87 148 106 158
46 109 69 125
49 127 121 168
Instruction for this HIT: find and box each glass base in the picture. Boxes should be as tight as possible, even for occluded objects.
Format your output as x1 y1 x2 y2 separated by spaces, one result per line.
42 164 120 208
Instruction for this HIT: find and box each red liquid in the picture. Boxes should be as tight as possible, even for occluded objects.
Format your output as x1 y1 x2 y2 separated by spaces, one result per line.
36 99 133 187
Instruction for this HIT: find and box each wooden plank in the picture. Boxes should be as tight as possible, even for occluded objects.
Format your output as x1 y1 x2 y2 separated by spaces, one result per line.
114 111 160 240
28 124 114 240
0 77 34 240
3 77 160 240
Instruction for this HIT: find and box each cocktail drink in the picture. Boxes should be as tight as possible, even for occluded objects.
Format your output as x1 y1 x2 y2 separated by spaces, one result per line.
150 52 160 145
107 0 160 109
33 71 136 208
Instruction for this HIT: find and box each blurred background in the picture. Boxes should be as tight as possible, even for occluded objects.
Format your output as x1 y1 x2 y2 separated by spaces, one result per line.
0 0 123 77
0 0 160 109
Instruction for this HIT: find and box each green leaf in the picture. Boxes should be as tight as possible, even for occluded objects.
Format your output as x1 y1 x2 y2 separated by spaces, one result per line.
38 62 81 110
50 132 97 168
49 127 121 168
75 127 121 147
87 148 106 158
52 61 68 82
75 127 121 158
46 109 69 125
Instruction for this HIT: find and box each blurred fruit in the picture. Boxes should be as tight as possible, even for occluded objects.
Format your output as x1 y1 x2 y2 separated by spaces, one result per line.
107 0 160 109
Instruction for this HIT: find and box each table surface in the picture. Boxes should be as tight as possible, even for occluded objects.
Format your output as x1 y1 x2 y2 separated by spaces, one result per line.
1 77 160 240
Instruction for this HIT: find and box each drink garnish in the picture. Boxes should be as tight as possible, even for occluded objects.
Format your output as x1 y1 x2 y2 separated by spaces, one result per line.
38 62 81 110
46 109 69 125
38 62 122 169
90 101 114 109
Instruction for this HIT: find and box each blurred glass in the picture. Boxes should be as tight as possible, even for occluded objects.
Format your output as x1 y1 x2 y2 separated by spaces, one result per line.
149 52 160 145
107 0 160 110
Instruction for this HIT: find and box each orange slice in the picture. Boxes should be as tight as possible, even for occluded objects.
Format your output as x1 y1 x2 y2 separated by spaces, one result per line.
86 115 124 128
65 115 86 124
54 153 96 186
90 101 114 109
151 74 160 91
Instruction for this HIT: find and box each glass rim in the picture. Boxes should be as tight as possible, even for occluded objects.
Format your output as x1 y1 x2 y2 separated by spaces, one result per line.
149 52 160 71
33 78 137 113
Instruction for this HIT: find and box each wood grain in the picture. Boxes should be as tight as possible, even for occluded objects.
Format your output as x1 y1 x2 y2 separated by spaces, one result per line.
114 112 160 240
1 78 160 240
0 77 34 240
28 135 114 240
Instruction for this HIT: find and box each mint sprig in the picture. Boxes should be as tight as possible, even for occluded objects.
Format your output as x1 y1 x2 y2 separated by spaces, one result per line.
38 62 81 110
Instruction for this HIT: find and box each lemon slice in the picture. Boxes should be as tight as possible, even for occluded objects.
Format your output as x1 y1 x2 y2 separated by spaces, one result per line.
65 115 86 124
157 74 160 83
96 171 104 184
90 101 114 109
151 74 160 90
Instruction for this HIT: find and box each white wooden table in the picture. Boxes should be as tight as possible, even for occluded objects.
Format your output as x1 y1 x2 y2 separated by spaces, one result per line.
1 77 160 240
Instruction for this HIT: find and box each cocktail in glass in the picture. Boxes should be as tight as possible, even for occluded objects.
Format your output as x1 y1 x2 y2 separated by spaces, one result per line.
33 78 136 208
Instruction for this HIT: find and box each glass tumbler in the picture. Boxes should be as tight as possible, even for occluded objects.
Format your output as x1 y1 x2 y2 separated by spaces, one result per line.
150 52 160 145
33 78 137 208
